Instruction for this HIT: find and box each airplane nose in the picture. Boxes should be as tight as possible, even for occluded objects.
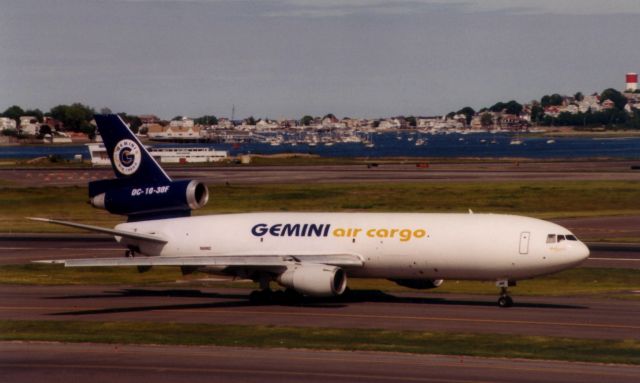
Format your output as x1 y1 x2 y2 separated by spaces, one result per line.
572 241 590 265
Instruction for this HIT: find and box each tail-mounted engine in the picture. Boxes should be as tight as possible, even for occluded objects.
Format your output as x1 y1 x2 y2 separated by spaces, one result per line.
89 179 209 221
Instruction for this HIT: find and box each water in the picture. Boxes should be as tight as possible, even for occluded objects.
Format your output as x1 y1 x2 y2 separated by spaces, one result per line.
1 133 639 160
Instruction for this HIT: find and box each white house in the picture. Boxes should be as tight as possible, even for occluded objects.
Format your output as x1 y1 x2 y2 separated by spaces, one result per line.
19 116 40 136
0 117 17 131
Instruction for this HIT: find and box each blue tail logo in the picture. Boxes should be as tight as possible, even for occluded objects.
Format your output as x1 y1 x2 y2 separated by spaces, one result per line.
94 114 170 184
113 139 142 175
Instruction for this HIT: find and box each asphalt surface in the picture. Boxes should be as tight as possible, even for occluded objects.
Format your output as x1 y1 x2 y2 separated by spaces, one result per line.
1 284 639 341
3 342 639 383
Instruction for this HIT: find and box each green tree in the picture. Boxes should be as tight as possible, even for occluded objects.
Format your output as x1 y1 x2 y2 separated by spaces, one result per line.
194 115 218 125
24 109 43 122
49 103 95 133
117 113 142 133
490 100 522 115
530 104 544 124
301 115 314 126
600 88 628 110
480 112 493 127
322 113 337 121
574 92 584 102
456 107 475 125
2 105 24 122
541 94 563 107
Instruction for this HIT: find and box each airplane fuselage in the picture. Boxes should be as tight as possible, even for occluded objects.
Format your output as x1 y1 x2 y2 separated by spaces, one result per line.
117 212 589 281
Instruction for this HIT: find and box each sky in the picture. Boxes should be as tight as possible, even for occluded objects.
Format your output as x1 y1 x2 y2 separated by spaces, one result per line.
1 0 639 120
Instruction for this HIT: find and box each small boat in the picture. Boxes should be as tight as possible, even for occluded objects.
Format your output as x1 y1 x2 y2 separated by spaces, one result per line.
546 139 556 144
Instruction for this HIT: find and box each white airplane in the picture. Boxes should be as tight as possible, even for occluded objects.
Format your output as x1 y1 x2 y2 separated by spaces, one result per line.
33 115 589 307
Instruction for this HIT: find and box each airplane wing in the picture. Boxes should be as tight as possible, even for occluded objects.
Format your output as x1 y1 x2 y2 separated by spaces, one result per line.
27 217 167 244
35 253 364 269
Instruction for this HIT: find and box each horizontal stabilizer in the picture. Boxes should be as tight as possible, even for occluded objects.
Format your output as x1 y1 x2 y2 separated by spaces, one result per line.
27 217 167 244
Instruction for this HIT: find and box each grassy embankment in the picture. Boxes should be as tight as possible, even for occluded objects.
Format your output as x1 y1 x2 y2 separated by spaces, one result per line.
1 180 639 233
1 320 639 365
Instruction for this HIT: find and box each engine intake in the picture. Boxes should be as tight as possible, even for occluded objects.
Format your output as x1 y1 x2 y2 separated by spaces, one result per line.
277 264 347 297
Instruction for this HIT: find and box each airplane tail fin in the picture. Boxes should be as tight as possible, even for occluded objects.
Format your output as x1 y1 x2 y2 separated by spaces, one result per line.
93 114 171 186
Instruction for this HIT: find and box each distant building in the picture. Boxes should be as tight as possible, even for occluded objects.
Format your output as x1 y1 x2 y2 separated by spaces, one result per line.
169 117 195 129
19 116 40 136
0 117 17 131
43 116 64 131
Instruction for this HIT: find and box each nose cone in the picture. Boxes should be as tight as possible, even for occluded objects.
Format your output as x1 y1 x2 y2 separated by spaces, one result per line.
568 241 590 267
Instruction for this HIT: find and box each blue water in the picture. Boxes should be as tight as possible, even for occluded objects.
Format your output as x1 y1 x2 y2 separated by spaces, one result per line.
1 133 639 160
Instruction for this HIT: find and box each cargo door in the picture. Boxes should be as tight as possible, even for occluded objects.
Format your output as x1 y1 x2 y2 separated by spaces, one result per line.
519 231 530 254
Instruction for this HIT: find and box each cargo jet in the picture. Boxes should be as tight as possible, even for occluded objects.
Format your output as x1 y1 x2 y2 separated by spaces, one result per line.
33 115 589 307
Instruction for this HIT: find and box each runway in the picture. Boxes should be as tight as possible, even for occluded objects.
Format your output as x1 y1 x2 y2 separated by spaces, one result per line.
2 342 639 383
1 284 639 341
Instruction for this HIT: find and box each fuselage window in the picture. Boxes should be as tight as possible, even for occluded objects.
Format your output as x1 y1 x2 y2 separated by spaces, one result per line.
546 234 556 244
566 235 577 241
557 235 566 242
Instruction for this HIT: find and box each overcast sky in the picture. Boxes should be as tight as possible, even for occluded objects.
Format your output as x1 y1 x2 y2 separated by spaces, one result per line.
1 0 639 119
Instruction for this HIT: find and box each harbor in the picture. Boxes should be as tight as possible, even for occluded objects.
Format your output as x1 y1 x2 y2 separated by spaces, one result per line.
1 132 639 163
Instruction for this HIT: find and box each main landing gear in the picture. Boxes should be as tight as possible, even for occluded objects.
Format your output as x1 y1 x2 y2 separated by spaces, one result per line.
248 274 302 305
496 280 516 308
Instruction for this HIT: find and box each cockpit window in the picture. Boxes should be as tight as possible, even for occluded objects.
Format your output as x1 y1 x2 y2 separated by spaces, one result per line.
566 235 577 241
546 234 556 244
557 235 566 242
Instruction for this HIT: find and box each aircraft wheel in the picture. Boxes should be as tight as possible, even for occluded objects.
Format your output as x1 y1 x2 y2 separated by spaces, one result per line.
498 295 513 308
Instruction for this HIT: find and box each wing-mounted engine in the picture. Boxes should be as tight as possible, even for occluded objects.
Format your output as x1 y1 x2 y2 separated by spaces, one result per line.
277 263 347 297
390 278 444 290
89 178 209 221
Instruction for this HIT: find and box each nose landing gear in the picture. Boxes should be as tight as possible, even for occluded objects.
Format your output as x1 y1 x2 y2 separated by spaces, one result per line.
496 280 516 308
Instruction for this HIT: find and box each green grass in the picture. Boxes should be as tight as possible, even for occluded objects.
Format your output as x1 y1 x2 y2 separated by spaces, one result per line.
1 180 638 232
2 264 639 298
1 320 639 364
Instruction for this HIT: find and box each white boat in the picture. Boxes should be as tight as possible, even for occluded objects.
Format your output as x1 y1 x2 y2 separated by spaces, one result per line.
509 139 523 145
87 143 227 165
546 139 556 144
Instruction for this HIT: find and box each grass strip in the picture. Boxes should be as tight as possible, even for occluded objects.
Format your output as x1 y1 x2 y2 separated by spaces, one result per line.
1 320 639 365
1 264 639 298
1 181 639 232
